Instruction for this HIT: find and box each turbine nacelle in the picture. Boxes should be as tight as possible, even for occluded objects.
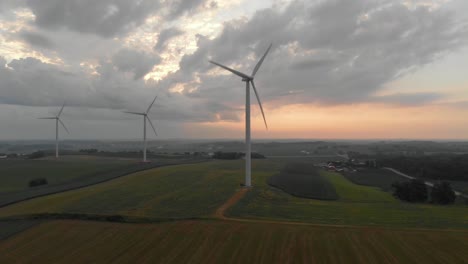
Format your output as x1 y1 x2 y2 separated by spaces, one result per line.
208 43 273 188
38 103 69 158
123 94 159 162
209 43 272 130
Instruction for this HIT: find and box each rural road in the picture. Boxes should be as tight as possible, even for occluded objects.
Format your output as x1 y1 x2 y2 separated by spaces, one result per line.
384 167 467 198
213 187 248 220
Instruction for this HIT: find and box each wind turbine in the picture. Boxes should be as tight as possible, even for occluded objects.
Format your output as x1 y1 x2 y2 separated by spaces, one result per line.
209 43 272 187
38 103 70 158
124 95 158 162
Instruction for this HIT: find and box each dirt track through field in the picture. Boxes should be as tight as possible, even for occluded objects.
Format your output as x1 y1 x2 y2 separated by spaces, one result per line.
213 187 468 232
213 187 249 219
213 187 353 228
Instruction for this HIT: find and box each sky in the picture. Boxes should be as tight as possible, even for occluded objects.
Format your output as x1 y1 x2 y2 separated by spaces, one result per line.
0 0 468 140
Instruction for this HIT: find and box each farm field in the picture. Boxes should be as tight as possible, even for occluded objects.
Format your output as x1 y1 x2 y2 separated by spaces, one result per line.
267 162 338 200
229 164 468 229
0 220 40 240
0 156 133 194
1 220 467 264
0 155 203 208
1 159 467 229
343 168 408 192
0 160 282 219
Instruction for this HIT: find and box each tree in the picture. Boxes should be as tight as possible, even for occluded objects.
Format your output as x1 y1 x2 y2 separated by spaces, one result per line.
29 178 48 187
431 182 456 204
28 151 46 159
392 179 428 202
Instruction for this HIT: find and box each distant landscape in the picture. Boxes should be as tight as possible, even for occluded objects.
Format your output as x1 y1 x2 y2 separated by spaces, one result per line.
0 140 467 263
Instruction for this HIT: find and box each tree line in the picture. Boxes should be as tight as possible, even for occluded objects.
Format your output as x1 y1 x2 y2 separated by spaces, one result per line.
392 179 456 204
378 155 468 181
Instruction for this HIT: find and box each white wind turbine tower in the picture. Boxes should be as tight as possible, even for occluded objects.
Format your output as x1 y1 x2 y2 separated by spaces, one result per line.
209 43 272 187
38 103 70 158
124 95 158 162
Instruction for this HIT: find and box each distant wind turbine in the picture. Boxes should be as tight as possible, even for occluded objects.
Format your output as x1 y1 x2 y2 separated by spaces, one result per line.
209 43 272 187
124 95 158 162
38 103 70 158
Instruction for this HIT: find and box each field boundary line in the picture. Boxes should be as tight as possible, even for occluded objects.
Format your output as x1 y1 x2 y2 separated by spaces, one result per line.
213 186 468 232
0 159 210 209
384 167 468 198
213 187 249 219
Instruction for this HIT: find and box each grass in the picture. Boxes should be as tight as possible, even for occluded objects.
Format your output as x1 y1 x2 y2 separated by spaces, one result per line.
0 161 245 219
0 157 133 194
323 171 396 202
1 159 467 229
1 159 467 263
267 163 338 200
343 168 409 192
229 166 468 229
0 155 204 208
1 220 467 264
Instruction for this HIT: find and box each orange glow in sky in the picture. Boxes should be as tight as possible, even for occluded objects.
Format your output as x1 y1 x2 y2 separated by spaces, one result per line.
188 102 468 139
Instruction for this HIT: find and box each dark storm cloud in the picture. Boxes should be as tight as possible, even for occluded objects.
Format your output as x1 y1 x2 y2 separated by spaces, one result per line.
1 0 467 126
19 30 54 49
0 54 238 123
25 0 160 37
171 0 468 108
112 49 161 80
13 0 209 38
154 27 184 52
167 0 211 20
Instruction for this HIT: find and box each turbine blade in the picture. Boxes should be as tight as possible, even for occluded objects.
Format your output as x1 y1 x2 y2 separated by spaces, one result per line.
146 116 158 136
57 103 65 117
38 117 57 119
146 95 158 114
251 81 268 130
251 43 272 77
123 111 146 116
58 119 70 134
209 60 251 79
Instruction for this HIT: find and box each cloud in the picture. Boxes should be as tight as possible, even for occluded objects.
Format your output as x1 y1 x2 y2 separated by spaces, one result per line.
370 92 445 106
0 54 238 123
22 0 161 37
112 48 161 80
19 30 54 49
154 27 184 52
167 0 212 20
1 0 467 128
12 0 211 38
170 0 467 109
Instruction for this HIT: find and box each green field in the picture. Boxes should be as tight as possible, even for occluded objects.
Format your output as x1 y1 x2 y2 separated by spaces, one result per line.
0 155 205 208
228 163 468 229
0 158 468 263
0 157 133 194
1 220 467 264
1 159 467 229
343 168 408 192
0 161 247 219
267 162 338 200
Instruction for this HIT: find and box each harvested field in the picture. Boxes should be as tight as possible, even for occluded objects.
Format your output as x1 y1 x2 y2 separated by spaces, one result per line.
0 220 40 240
1 220 467 264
